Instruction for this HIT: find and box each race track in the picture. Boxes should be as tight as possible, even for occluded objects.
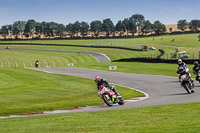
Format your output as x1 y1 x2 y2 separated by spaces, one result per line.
1 48 200 118
29 67 200 113
3 48 111 63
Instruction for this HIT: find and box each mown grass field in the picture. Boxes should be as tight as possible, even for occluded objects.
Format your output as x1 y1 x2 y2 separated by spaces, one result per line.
0 49 97 67
1 45 162 61
1 33 200 59
1 33 200 47
1 102 200 133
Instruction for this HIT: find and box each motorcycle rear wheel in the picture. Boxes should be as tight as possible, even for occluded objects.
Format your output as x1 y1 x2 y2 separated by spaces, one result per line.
118 97 124 105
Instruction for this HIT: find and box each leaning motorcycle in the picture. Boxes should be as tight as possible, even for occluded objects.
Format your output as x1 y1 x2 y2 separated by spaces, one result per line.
98 86 124 106
180 73 195 94
193 70 200 83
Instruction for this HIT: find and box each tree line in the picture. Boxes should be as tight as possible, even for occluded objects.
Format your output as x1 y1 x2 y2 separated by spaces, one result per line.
0 14 199 40
177 19 200 32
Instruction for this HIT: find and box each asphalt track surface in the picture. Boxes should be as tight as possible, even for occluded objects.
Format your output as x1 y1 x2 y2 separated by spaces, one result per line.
29 67 200 113
3 48 111 63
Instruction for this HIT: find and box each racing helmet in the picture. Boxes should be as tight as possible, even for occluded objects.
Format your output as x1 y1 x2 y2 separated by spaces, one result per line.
94 76 101 83
178 59 182 64
194 61 199 66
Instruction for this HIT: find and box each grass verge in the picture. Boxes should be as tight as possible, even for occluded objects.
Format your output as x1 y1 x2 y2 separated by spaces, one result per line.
0 102 200 133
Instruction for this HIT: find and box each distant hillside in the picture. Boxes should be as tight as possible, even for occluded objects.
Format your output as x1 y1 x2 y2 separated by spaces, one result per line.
165 24 190 32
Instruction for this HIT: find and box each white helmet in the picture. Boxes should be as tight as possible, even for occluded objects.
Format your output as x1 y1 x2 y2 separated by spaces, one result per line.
178 59 182 64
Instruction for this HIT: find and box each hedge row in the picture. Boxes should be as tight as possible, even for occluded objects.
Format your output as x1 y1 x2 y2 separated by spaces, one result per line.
113 57 200 64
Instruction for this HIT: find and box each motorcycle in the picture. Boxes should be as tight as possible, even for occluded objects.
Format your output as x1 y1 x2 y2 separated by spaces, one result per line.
180 73 195 94
193 70 200 83
98 86 124 106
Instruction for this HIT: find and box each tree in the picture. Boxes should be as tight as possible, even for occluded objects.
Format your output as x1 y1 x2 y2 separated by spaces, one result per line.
189 19 200 32
128 18 137 36
141 20 153 35
90 20 102 37
41 22 58 38
12 21 26 39
152 21 166 35
40 22 54 38
177 19 188 32
24 19 36 39
66 23 74 38
169 27 173 33
122 18 130 36
115 20 124 36
7 25 13 38
72 21 81 37
54 24 65 38
102 18 115 37
130 14 145 35
35 22 43 38
0 25 9 39
80 21 89 38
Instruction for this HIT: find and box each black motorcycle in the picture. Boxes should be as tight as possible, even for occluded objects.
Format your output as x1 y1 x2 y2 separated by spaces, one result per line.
193 70 200 83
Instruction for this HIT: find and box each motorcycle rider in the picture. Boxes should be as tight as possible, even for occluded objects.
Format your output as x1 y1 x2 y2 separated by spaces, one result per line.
177 59 194 83
177 59 188 73
178 67 194 91
193 61 200 82
94 76 120 96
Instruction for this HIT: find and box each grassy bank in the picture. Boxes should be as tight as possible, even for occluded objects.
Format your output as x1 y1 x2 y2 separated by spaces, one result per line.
76 62 196 78
1 33 199 47
1 45 162 61
0 68 144 116
1 33 200 59
0 49 97 67
1 102 200 133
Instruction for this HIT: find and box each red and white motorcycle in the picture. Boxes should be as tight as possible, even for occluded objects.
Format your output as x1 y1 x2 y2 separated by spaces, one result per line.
98 86 124 106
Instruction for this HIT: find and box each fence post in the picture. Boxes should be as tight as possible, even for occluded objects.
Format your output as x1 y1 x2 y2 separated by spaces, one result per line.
193 53 194 59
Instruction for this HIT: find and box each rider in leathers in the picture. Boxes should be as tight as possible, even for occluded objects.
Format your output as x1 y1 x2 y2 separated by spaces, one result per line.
193 61 200 81
94 76 119 96
177 59 188 74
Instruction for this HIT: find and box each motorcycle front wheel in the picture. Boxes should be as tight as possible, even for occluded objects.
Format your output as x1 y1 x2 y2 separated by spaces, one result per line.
183 83 191 94
103 95 113 106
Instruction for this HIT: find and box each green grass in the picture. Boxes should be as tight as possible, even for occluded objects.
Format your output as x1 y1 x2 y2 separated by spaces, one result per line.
1 45 162 61
0 35 199 132
1 33 200 59
1 33 200 47
0 49 97 67
0 68 145 116
1 102 200 133
76 62 194 77
0 47 195 78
